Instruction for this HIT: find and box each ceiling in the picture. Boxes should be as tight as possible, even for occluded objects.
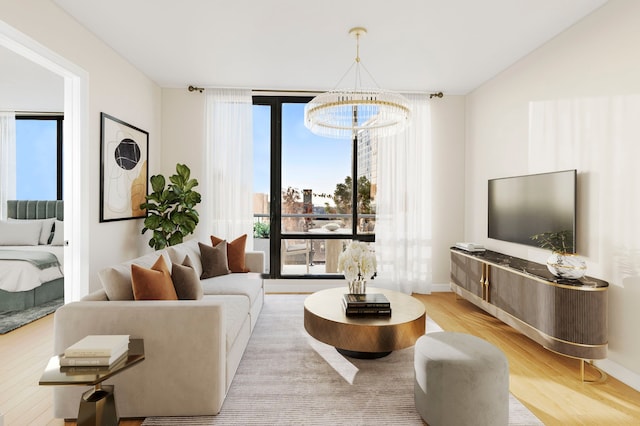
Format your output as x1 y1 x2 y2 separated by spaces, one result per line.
8 0 608 98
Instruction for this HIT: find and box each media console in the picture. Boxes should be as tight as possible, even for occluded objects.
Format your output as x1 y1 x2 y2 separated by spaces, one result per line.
450 248 608 380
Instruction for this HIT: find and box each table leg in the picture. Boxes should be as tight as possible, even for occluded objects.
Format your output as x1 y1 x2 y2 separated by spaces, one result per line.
77 383 118 426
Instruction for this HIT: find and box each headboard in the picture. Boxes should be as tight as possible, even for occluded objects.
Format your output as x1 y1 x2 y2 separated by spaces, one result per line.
7 200 64 220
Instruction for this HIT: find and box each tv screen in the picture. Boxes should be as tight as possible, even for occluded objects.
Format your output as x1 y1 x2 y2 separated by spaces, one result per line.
488 170 576 252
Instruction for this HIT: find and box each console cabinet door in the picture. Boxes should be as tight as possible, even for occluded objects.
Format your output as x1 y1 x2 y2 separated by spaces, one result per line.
450 251 483 298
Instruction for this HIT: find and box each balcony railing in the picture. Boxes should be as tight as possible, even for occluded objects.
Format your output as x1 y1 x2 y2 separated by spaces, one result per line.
253 213 375 277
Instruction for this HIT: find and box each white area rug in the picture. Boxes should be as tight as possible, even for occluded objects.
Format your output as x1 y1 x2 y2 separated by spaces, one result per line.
143 294 543 425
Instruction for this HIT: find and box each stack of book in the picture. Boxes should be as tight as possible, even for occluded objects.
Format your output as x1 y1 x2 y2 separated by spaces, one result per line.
342 293 391 317
60 335 130 370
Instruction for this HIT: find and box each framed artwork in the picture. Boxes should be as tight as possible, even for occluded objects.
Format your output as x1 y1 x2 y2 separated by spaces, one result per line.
99 112 149 222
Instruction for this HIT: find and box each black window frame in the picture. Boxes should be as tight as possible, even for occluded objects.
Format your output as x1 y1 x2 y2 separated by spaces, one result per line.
15 114 64 200
253 95 374 279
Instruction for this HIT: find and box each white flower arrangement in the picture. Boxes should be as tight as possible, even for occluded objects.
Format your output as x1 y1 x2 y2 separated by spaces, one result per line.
337 241 377 282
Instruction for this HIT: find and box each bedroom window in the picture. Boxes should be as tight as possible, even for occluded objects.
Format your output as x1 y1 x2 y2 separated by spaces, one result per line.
15 115 63 200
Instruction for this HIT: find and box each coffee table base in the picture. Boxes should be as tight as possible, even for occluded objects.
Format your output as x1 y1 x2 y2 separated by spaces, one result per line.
336 348 392 359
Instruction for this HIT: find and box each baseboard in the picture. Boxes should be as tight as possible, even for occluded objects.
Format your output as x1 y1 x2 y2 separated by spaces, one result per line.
596 358 640 392
265 279 453 294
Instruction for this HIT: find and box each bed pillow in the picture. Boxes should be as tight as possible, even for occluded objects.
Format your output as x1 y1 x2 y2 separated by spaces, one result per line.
0 220 42 246
7 218 55 244
131 255 178 300
210 234 249 272
171 255 204 300
51 220 65 246
199 241 231 279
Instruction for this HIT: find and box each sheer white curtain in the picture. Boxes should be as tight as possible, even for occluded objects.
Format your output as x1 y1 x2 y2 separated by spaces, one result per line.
374 94 432 294
203 89 254 247
0 112 16 220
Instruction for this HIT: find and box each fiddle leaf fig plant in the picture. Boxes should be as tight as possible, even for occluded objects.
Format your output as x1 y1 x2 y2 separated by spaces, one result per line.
140 163 201 250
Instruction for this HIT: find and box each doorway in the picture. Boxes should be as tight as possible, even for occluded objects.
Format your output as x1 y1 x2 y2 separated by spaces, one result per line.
0 19 89 301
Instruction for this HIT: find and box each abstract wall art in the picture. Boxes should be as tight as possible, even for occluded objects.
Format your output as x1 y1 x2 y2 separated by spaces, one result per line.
100 112 149 222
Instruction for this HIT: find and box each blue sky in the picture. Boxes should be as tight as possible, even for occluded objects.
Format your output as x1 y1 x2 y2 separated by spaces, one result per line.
16 119 57 199
253 103 352 206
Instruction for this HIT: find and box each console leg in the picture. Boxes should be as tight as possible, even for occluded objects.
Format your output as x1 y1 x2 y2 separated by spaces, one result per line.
580 359 607 384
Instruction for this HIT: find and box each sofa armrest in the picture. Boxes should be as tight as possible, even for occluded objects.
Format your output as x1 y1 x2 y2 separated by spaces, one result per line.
53 300 227 417
245 251 264 273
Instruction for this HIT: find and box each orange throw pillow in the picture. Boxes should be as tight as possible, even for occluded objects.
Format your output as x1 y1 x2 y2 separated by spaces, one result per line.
211 234 249 272
131 255 178 300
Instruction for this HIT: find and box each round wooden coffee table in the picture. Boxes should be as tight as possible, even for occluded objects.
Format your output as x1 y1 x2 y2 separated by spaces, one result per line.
304 287 426 358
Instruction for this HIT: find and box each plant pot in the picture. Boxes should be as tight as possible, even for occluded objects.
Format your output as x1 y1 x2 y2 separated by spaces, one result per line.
547 253 587 280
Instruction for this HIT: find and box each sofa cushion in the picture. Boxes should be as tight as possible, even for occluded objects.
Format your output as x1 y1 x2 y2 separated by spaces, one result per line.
203 295 250 352
166 239 203 278
172 255 204 300
131 255 178 300
199 241 231 279
99 250 171 300
211 234 249 273
201 272 263 307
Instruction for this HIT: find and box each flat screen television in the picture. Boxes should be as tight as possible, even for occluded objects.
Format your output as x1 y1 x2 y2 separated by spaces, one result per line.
488 169 576 253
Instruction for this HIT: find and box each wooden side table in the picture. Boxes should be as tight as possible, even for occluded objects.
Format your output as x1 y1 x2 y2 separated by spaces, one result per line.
39 338 145 426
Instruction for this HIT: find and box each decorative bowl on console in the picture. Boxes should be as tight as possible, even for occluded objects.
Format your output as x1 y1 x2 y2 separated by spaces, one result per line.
531 230 586 280
546 253 587 280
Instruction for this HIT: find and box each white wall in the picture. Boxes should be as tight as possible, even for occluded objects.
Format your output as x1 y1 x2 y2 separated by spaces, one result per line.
430 96 466 286
1 0 162 292
465 0 640 389
161 88 206 239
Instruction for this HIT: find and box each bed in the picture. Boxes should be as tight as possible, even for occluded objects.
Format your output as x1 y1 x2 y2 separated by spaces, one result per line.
0 200 64 313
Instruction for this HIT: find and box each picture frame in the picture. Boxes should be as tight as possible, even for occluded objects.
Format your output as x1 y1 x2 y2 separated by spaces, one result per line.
99 112 149 222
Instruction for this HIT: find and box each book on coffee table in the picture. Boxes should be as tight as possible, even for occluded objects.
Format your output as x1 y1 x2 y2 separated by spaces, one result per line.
342 293 390 309
345 307 392 317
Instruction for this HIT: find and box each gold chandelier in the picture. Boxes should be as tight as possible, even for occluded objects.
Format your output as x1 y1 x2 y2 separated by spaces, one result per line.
304 27 411 140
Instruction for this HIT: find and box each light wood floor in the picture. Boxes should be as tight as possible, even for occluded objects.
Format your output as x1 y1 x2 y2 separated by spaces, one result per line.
1 292 639 425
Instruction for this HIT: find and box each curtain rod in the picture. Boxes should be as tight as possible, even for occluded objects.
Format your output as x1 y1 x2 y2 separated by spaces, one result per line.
188 85 445 98
8 111 64 116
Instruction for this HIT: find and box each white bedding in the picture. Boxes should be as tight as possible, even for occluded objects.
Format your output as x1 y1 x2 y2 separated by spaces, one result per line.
0 245 64 293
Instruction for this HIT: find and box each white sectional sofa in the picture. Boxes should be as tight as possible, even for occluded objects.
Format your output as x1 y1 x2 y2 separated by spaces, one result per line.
52 238 264 419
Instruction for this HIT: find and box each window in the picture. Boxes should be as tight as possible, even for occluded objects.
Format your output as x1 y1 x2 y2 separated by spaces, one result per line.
253 96 375 278
15 115 63 200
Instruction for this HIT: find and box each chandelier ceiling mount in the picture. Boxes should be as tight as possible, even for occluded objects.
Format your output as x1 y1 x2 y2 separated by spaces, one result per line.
304 27 411 139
